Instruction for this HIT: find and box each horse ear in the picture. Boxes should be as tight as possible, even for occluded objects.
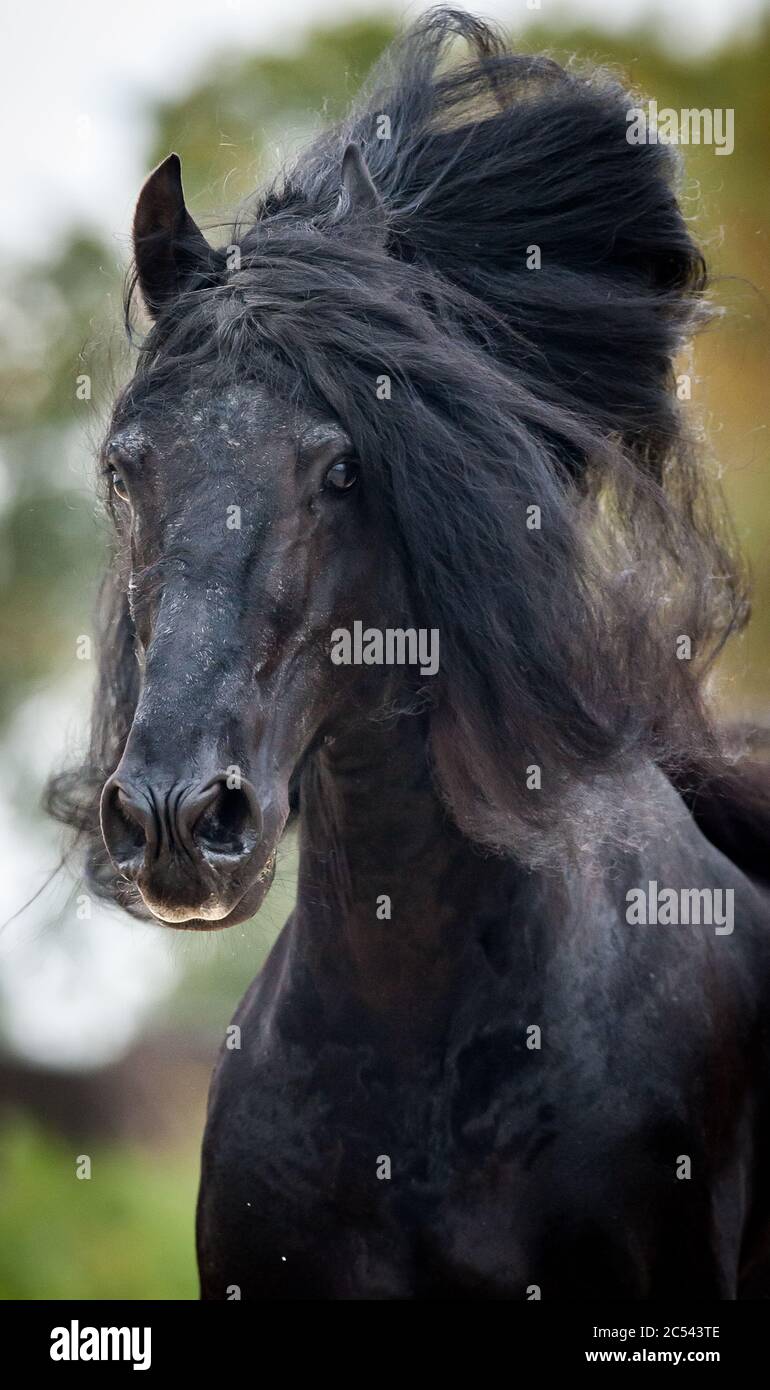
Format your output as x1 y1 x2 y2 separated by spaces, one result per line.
132 153 211 318
333 143 386 235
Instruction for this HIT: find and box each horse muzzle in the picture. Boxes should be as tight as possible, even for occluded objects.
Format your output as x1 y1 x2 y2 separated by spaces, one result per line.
99 769 275 927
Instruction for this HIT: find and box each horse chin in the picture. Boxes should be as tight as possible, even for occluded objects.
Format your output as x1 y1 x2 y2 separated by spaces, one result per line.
139 851 277 932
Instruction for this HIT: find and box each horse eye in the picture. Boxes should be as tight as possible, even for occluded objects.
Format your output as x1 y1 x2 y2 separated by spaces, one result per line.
109 468 129 502
323 459 358 492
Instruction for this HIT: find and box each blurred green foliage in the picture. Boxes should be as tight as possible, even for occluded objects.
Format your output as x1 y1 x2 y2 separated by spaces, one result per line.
151 17 396 213
0 1122 198 1299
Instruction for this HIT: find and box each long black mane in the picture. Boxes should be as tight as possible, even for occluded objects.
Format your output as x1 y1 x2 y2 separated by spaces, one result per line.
49 8 769 889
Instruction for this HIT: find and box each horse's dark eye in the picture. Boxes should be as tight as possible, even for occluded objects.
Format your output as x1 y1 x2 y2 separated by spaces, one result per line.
109 469 129 502
324 459 358 492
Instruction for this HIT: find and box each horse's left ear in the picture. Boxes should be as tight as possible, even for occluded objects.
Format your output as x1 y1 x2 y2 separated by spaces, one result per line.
133 153 211 318
333 143 386 236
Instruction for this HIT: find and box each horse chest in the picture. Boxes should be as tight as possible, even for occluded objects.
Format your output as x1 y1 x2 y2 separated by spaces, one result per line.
197 993 679 1299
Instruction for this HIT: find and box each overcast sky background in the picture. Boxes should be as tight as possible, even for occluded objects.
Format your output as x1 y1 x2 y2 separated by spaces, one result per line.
3 0 767 260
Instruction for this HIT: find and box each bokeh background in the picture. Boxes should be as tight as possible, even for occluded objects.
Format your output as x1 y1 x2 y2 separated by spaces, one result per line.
0 0 768 1298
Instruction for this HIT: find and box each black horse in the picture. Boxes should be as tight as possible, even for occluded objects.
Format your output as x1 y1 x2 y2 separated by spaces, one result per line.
49 9 770 1298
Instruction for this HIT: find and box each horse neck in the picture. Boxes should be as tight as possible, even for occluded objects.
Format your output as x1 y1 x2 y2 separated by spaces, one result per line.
293 707 519 1037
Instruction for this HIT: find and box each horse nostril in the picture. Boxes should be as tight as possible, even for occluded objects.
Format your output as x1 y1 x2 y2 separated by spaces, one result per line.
185 779 262 860
100 779 154 870
100 773 262 875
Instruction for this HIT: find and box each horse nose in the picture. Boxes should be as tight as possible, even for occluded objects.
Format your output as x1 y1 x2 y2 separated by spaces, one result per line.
100 773 263 875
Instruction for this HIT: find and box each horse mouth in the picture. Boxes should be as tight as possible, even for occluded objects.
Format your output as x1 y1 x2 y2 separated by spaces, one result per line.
139 849 277 931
